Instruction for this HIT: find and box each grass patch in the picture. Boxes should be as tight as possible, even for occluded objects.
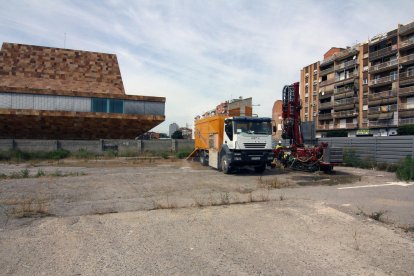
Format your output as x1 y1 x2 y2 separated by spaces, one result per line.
4 196 51 218
72 148 98 159
357 208 388 223
257 176 291 189
0 149 70 161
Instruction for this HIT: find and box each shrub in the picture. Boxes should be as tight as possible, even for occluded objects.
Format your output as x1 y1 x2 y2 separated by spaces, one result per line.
397 124 414 136
396 156 414 181
326 130 348 137
176 150 191 159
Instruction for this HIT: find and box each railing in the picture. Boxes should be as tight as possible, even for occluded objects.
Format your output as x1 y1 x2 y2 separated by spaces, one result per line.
399 103 414 110
399 85 414 97
399 53 414 64
334 85 353 94
320 67 334 76
399 21 414 34
368 89 397 100
319 92 333 100
368 104 398 113
318 124 334 130
369 59 398 73
335 72 359 82
399 70 414 81
369 74 398 86
335 47 359 60
400 37 414 49
335 98 357 106
368 120 397 127
318 113 333 120
320 55 336 66
369 44 398 60
320 78 336 87
399 118 414 125
333 110 358 118
319 101 333 109
335 59 358 71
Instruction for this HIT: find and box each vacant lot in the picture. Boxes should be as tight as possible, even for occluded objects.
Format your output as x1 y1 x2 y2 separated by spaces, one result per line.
0 158 413 275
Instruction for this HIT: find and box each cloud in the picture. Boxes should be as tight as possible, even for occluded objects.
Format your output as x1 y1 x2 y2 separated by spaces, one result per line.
0 0 413 133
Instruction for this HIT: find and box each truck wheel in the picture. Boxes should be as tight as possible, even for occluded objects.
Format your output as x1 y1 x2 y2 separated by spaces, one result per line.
200 151 208 166
221 155 231 174
254 164 266 173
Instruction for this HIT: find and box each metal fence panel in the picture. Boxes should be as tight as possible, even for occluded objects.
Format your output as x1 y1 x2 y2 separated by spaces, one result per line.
320 136 414 164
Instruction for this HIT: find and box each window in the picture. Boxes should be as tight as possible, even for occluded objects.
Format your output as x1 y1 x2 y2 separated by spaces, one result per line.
92 98 107 113
109 99 124 113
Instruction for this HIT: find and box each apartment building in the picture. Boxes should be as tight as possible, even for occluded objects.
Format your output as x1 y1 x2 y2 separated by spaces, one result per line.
299 20 414 137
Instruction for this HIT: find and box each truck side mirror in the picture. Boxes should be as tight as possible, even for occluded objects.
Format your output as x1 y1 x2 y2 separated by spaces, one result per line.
273 126 276 133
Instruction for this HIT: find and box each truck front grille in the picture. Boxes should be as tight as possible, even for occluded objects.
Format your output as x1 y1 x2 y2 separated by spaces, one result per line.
243 143 266 149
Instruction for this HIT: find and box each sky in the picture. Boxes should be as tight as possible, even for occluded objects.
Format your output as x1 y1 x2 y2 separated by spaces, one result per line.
1 0 413 133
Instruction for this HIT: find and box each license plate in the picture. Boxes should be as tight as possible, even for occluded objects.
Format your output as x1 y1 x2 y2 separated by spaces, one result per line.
251 157 261 160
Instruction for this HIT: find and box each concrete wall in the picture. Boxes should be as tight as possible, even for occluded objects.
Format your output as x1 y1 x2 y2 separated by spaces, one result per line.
0 139 195 154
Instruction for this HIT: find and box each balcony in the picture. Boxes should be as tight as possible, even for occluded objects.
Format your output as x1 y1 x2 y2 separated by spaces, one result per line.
369 89 397 100
320 55 335 66
399 107 414 118
399 53 414 66
399 70 414 86
368 120 397 128
369 74 398 87
318 113 333 120
320 67 334 76
317 124 334 130
335 72 359 86
369 59 398 74
368 104 397 114
319 91 333 100
368 90 397 106
334 85 353 94
333 110 358 119
319 101 333 110
335 59 358 71
320 78 336 87
369 44 398 61
334 91 355 100
399 118 414 126
400 37 414 50
399 21 414 36
368 111 394 120
335 47 359 61
399 85 414 97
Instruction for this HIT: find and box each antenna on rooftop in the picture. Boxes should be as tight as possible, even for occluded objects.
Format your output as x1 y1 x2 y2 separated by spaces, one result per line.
64 32 66 48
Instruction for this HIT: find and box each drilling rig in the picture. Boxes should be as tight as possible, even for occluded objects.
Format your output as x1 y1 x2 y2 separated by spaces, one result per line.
274 82 342 172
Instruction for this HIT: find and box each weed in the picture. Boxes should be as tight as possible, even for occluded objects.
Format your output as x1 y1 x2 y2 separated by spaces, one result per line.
36 169 45 177
357 207 388 223
20 168 30 178
257 177 290 189
51 170 62 177
279 193 286 201
6 196 51 218
0 173 7 179
219 192 230 205
369 210 388 222
73 148 97 159
104 149 118 157
353 231 360 251
400 224 414 233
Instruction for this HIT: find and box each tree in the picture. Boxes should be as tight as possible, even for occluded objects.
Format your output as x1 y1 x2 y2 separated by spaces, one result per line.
171 130 183 139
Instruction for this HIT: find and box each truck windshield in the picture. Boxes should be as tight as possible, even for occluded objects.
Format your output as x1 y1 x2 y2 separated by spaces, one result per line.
234 121 272 135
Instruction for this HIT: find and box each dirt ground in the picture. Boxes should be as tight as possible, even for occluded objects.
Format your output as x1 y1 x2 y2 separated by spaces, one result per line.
0 158 413 275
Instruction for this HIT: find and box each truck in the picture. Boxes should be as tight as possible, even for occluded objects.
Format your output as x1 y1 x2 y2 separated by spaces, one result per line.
189 115 274 174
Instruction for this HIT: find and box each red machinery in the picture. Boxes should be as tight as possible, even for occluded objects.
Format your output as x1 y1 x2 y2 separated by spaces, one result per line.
274 82 339 172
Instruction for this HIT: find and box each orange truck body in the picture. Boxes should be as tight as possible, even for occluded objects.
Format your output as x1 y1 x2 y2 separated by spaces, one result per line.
194 115 228 151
